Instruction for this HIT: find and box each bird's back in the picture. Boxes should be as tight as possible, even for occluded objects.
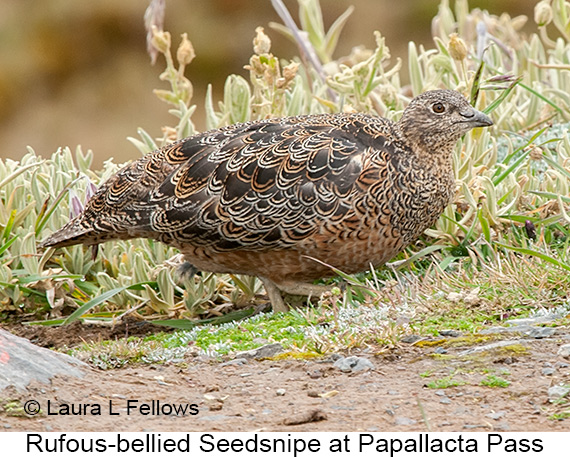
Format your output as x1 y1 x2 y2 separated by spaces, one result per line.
40 111 453 281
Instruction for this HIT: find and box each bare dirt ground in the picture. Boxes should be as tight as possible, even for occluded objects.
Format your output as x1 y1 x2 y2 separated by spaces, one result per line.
1 321 569 432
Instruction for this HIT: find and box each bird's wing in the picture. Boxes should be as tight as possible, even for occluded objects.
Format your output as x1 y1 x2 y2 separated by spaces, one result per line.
129 113 383 251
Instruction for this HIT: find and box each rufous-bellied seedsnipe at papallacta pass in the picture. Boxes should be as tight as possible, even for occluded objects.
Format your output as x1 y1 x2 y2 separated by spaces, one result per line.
40 89 493 312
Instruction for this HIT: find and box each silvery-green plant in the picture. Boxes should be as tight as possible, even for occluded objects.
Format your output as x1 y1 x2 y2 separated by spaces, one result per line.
2 0 570 324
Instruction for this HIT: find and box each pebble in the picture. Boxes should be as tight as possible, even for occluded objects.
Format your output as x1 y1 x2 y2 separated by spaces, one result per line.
394 416 417 426
439 397 452 404
401 335 423 344
235 343 285 360
494 422 510 431
439 330 462 337
548 385 570 402
276 389 286 396
333 356 374 373
458 340 527 356
220 358 248 367
526 327 556 339
486 411 506 420
542 368 555 376
480 326 556 338
558 344 570 359
435 390 447 397
434 347 448 354
3 424 11 429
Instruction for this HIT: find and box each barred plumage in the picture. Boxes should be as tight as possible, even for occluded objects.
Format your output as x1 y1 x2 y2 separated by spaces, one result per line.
39 90 493 311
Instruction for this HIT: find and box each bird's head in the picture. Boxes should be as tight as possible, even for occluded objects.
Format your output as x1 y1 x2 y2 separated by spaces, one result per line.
398 89 493 154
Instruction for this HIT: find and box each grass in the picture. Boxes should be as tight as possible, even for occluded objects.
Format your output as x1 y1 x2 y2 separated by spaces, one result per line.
1 0 570 368
480 374 511 388
426 375 467 389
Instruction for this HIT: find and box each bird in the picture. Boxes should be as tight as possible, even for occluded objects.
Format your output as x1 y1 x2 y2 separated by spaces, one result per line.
39 89 493 312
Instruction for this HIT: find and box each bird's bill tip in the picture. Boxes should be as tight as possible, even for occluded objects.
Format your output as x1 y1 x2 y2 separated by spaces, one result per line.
468 110 493 128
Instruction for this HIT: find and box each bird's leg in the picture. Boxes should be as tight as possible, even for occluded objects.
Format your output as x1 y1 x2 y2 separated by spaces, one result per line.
260 277 290 313
260 278 332 312
275 280 332 298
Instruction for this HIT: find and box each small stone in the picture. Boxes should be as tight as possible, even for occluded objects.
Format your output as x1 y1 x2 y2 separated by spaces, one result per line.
548 385 570 402
220 358 248 367
440 397 451 404
463 424 486 430
387 390 399 396
558 344 570 359
439 330 461 337
434 347 448 354
333 356 374 373
235 343 285 360
307 391 320 398
394 416 417 426
458 340 527 356
557 362 569 368
240 372 253 377
307 369 323 379
401 335 422 344
435 390 447 397
276 388 286 396
486 411 506 420
3 424 11 429
526 327 556 339
494 422 510 431
542 368 555 376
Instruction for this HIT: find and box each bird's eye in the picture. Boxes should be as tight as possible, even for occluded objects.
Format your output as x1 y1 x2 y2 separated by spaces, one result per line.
432 102 445 114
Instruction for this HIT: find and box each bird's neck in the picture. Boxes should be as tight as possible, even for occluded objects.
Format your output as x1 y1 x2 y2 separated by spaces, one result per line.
396 125 457 174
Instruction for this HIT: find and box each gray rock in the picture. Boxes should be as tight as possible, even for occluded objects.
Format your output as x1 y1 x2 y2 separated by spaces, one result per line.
542 368 555 376
434 347 448 354
480 326 525 335
480 325 555 337
276 388 286 396
548 385 570 402
439 329 462 337
506 314 564 326
558 344 570 359
458 340 528 356
220 358 248 367
525 327 556 339
333 356 374 373
235 343 285 360
401 335 422 344
0 329 87 392
440 397 451 404
486 411 506 420
394 416 417 426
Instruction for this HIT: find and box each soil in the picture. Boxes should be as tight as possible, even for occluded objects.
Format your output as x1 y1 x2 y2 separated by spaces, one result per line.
1 320 569 432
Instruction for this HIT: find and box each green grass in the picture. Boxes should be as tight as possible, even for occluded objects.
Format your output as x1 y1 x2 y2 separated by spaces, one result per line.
426 375 467 389
480 374 511 388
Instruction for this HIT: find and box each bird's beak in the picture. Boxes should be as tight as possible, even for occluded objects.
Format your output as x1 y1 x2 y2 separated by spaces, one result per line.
460 108 493 127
